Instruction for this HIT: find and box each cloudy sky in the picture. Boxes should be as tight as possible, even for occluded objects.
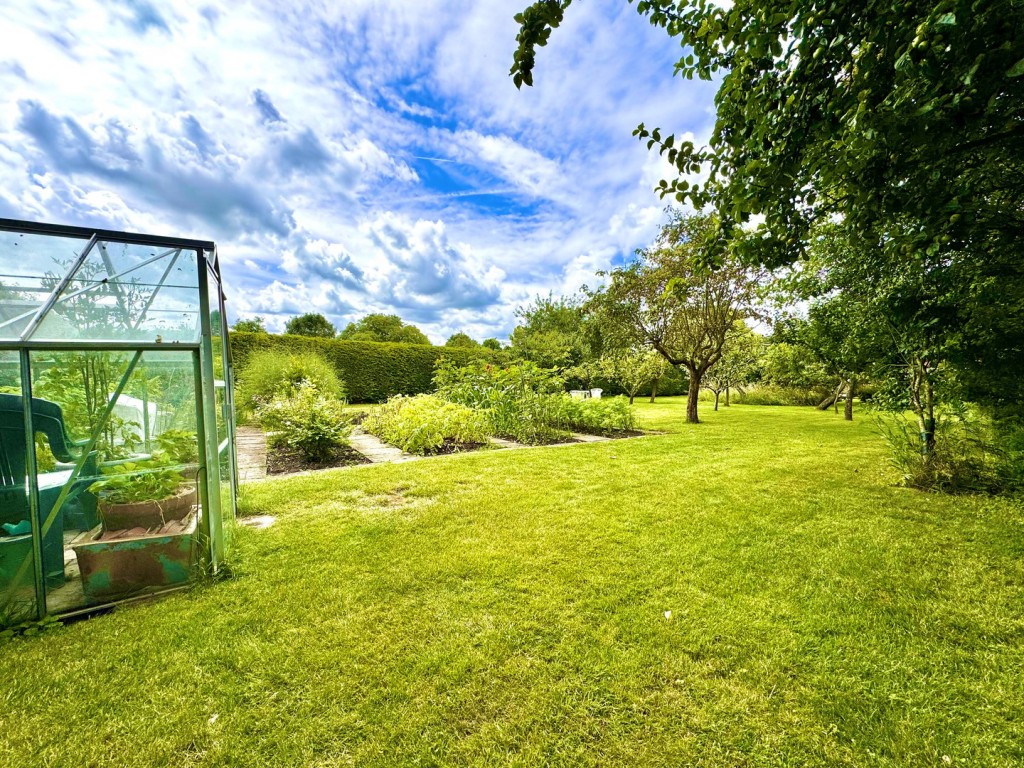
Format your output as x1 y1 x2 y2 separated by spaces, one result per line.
0 0 717 343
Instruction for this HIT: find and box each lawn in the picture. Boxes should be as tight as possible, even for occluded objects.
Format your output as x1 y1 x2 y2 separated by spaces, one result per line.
2 400 1023 767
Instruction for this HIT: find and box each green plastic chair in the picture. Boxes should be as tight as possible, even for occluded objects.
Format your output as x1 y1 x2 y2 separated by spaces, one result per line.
0 394 101 589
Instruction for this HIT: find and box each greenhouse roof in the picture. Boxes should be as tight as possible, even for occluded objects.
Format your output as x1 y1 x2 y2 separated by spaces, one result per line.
0 218 221 348
0 218 215 251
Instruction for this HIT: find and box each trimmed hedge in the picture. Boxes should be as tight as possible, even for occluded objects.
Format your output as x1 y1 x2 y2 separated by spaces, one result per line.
229 332 495 403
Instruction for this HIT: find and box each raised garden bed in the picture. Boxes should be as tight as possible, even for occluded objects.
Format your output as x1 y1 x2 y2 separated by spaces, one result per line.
71 513 197 604
419 439 490 456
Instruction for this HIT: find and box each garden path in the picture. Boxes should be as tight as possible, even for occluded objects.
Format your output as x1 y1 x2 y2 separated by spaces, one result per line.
236 426 268 482
348 430 417 464
238 427 619 484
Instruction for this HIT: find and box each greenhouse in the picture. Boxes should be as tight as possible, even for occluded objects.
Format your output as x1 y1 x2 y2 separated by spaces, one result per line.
0 218 237 627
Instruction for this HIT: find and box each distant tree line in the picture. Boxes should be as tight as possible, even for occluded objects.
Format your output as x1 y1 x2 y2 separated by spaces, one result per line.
231 311 505 350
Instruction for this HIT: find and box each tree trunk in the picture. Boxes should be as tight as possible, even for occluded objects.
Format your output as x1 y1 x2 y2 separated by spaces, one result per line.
844 378 856 421
629 393 635 405
685 368 701 424
725 386 730 407
818 379 845 411
714 390 720 411
649 379 658 403
921 374 936 458
909 358 937 462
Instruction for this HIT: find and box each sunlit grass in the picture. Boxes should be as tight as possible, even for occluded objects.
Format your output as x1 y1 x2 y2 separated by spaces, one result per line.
2 400 1022 766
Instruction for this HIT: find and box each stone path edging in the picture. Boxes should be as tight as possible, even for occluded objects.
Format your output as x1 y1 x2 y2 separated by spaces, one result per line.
239 427 640 483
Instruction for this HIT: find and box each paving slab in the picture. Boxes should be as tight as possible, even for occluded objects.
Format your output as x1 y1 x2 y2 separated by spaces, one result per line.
348 430 417 463
490 437 529 450
236 426 267 481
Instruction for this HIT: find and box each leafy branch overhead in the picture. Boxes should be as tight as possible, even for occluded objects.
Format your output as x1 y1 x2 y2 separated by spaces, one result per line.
512 0 1024 269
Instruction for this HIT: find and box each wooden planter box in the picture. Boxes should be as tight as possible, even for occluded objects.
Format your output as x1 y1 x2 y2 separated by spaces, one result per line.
98 485 197 531
71 513 197 604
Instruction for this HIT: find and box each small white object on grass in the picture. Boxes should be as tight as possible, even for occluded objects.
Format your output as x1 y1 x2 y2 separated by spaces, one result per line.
664 610 672 620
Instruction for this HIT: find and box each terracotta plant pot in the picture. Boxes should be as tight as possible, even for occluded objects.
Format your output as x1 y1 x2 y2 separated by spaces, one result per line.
72 512 197 604
98 485 197 531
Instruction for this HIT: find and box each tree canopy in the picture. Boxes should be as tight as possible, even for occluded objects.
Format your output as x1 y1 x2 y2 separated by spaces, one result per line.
589 212 760 423
445 332 480 348
232 317 268 334
513 1 1024 266
284 312 337 338
509 294 597 369
338 314 431 345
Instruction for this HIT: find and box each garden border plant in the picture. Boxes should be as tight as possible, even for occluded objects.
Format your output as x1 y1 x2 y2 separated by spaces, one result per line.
363 394 491 456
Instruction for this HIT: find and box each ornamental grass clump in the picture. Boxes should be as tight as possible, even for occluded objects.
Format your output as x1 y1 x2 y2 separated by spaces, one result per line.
236 349 345 421
364 394 490 455
257 382 352 463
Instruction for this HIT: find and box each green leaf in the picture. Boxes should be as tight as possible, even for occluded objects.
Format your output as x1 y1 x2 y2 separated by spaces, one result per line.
1007 57 1024 78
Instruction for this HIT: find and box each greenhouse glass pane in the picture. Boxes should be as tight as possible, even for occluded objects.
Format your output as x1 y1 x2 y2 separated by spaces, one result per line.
30 349 202 612
30 241 202 344
0 229 92 341
0 351 38 625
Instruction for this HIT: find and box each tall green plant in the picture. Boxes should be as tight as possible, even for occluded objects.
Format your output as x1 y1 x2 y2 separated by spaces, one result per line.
257 383 352 463
34 352 142 460
236 350 345 421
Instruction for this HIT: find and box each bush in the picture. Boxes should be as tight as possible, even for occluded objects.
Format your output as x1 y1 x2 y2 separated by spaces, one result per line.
563 397 638 435
364 395 490 455
257 383 352 463
497 392 574 445
876 406 1024 494
435 360 571 444
235 349 345 421
230 332 494 403
434 361 638 442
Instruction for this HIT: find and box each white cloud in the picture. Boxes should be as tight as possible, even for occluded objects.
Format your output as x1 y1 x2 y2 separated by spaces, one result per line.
0 0 719 343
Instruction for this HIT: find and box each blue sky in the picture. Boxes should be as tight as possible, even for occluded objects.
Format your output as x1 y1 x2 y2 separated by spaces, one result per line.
0 0 717 342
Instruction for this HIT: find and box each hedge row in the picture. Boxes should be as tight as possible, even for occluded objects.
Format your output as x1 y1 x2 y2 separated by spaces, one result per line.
229 332 496 403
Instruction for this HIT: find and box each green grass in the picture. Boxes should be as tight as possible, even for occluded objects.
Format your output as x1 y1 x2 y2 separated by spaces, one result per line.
3 400 1023 767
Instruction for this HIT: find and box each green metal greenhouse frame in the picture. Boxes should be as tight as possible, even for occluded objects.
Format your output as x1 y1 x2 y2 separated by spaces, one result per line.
0 218 238 626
